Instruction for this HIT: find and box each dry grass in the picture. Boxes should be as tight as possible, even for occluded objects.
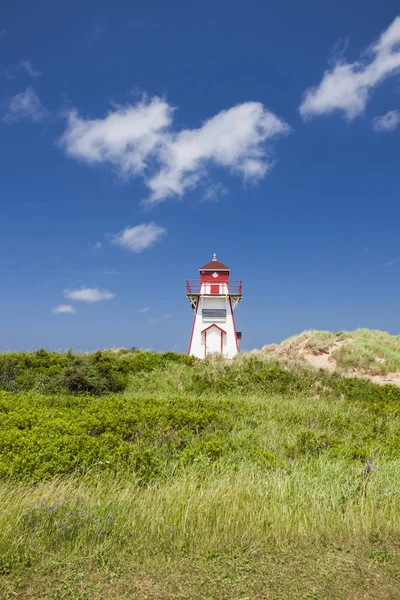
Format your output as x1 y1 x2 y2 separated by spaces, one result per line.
262 328 400 377
263 330 346 357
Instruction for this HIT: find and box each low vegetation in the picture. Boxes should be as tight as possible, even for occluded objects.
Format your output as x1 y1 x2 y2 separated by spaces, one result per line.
0 347 194 396
0 341 400 598
263 327 400 376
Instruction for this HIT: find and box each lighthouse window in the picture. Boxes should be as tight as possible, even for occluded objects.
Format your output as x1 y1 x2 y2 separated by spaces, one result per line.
202 309 227 320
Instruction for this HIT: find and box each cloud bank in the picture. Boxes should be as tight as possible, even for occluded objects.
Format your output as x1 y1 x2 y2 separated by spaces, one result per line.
2 87 47 123
60 97 290 205
372 109 400 132
53 304 76 314
300 17 400 120
111 222 166 252
64 288 115 302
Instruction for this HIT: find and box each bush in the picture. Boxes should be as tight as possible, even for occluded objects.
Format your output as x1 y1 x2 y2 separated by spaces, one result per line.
0 350 196 396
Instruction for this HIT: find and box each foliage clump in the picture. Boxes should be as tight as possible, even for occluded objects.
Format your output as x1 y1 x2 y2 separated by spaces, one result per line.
0 350 399 481
0 348 195 396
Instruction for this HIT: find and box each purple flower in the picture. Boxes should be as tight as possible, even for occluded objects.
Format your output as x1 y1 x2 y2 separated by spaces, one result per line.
49 505 56 512
36 522 41 526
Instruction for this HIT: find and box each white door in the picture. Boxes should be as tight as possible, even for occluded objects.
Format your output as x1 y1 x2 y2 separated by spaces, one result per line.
206 327 221 356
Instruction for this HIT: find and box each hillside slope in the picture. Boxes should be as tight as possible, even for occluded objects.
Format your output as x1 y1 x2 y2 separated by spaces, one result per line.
261 328 400 385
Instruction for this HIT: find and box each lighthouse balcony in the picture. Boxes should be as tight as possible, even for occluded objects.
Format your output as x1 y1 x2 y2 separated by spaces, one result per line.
186 280 243 297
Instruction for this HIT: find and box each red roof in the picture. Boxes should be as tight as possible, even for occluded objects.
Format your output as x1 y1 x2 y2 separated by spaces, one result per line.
199 254 230 271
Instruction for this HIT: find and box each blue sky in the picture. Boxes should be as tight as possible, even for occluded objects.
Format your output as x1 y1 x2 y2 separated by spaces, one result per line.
1 0 400 352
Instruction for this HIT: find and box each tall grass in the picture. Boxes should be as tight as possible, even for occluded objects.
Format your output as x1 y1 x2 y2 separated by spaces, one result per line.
1 458 399 565
1 349 400 598
333 328 400 375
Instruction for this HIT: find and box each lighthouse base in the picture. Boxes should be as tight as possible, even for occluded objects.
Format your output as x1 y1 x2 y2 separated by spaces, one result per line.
188 309 239 359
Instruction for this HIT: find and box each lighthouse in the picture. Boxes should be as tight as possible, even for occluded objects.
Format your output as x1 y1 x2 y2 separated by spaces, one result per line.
186 254 242 359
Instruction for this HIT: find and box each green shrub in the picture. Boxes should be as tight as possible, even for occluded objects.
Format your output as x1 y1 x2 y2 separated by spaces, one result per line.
0 357 20 391
0 349 196 396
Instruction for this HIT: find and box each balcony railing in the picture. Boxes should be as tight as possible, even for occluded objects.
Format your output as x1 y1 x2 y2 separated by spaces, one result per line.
186 280 243 295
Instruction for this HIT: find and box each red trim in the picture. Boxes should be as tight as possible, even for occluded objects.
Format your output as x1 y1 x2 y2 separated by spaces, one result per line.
229 297 239 352
186 279 242 294
187 296 199 355
201 324 227 334
201 273 229 283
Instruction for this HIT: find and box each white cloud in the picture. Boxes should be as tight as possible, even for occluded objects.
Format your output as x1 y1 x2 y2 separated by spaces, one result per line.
2 87 47 123
60 96 290 204
104 269 119 275
372 109 400 132
202 182 228 202
64 288 115 302
7 60 42 79
111 222 166 252
149 314 172 324
19 60 42 78
89 241 102 249
138 306 150 313
300 16 400 120
60 96 173 175
53 304 76 314
147 102 290 205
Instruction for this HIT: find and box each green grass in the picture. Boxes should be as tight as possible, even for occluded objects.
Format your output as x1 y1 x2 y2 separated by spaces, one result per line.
333 328 400 375
1 348 400 598
263 328 400 376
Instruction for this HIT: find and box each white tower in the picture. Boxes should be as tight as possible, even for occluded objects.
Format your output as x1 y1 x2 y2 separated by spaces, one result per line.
186 254 242 359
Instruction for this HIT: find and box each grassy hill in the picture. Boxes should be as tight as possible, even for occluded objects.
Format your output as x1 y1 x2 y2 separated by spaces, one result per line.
262 328 400 380
0 343 400 598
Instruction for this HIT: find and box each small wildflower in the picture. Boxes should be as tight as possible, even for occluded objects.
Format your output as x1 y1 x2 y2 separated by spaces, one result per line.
49 505 56 512
36 522 41 526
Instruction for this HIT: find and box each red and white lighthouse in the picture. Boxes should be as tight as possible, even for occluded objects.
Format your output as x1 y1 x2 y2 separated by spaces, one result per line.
186 254 242 359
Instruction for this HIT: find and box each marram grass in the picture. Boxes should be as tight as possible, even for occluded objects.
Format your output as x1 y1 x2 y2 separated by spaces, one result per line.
1 347 400 598
1 459 399 560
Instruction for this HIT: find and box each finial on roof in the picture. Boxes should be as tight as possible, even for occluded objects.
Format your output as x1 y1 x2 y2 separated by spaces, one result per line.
212 253 217 261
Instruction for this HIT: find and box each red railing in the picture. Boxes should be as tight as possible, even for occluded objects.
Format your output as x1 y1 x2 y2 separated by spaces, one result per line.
186 280 243 295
